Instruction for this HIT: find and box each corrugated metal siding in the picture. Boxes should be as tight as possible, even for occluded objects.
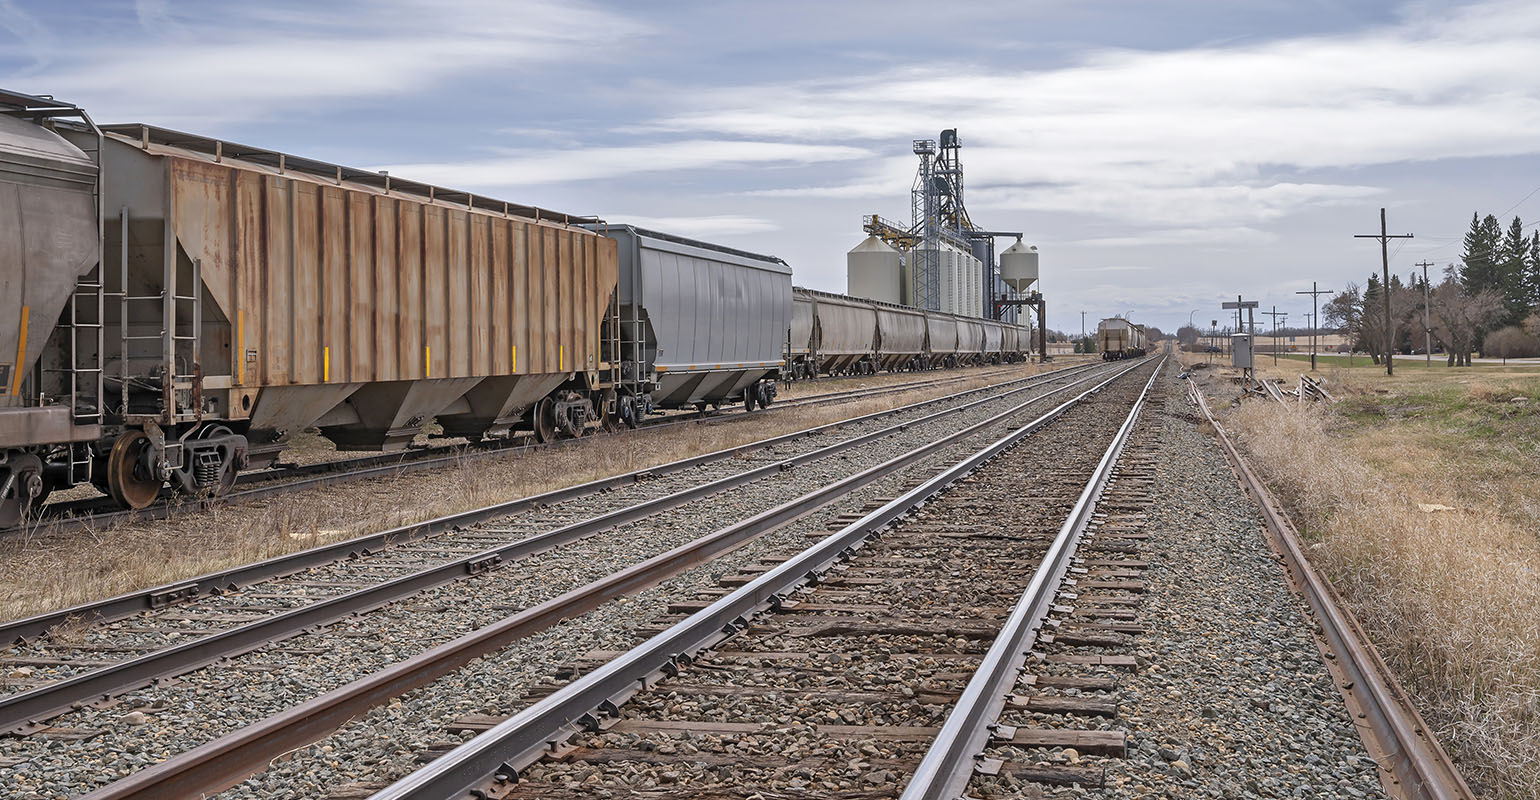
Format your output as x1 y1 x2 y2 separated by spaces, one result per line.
813 295 877 357
624 231 791 369
874 307 926 355
926 314 958 354
957 319 984 353
981 320 1003 353
168 157 615 391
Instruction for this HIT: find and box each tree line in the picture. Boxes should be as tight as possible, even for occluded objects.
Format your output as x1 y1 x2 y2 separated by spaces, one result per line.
1327 211 1540 365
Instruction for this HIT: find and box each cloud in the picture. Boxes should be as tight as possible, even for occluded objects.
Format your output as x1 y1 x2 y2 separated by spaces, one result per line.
644 0 1540 232
376 140 871 188
0 0 54 69
1069 227 1278 248
0 0 650 124
606 215 781 238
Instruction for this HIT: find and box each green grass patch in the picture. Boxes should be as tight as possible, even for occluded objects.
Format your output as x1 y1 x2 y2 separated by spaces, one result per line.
1274 352 1539 370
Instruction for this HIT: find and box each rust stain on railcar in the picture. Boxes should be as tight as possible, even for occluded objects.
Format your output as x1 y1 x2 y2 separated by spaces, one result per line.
373 197 399 382
470 214 492 376
396 201 423 381
160 151 616 399
490 220 511 375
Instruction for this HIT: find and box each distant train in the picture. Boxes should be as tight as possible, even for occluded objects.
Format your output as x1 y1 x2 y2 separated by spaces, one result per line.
1097 317 1147 360
787 288 1027 380
0 90 1033 523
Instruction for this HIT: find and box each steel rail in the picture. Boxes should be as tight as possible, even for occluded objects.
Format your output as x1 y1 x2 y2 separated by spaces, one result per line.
75 361 1143 800
1188 380 1474 800
365 359 1153 800
0 363 1111 733
16 364 1033 535
2 361 1098 647
899 357 1163 800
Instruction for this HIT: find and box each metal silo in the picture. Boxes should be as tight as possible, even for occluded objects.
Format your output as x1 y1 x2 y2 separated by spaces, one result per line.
846 235 902 305
999 240 1039 292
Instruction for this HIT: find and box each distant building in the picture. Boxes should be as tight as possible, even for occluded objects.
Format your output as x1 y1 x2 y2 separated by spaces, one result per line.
1255 333 1351 353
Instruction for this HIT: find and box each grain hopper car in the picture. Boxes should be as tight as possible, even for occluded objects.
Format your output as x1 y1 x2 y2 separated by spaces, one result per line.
1096 317 1148 360
0 89 619 521
588 225 789 415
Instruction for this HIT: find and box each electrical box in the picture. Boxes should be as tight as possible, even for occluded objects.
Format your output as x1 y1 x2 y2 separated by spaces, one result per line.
1231 334 1254 369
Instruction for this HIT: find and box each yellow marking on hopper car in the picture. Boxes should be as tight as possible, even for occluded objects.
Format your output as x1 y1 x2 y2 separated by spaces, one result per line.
11 305 28 395
425 346 431 378
323 346 330 383
512 345 517 373
560 345 565 371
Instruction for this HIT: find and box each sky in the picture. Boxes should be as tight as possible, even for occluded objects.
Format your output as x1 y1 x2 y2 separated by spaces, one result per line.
7 0 1540 335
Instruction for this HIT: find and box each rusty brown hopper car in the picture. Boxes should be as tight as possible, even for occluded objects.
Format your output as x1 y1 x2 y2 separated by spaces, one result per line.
8 117 620 513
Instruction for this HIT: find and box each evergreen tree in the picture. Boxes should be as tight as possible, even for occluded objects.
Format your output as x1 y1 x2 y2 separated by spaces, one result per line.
1499 216 1530 324
1459 212 1500 293
1528 231 1540 309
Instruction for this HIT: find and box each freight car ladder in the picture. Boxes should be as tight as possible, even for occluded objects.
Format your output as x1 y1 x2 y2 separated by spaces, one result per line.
56 128 106 486
114 206 202 469
59 266 104 484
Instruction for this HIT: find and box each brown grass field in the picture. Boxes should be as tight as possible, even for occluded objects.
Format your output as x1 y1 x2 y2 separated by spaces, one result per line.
1183 350 1540 798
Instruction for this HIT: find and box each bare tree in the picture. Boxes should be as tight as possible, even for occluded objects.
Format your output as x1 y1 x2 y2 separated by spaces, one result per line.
1485 326 1540 362
1330 278 1420 364
1429 273 1506 366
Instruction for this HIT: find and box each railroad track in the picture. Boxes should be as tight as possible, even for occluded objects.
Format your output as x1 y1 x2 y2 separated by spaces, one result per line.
0 359 1130 799
346 357 1164 800
1186 379 1472 800
1 362 1088 648
5 364 1035 539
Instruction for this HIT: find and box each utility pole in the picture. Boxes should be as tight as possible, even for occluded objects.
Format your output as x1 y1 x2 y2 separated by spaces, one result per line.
1354 208 1414 376
1262 306 1288 366
1295 282 1331 371
1416 260 1434 367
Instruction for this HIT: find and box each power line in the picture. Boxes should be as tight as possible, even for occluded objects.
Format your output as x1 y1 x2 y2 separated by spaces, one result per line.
1499 181 1540 218
1295 282 1332 372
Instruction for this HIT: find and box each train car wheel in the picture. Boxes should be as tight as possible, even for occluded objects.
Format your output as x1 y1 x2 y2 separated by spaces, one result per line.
743 388 757 412
532 398 558 444
619 395 639 429
757 382 774 408
107 432 161 510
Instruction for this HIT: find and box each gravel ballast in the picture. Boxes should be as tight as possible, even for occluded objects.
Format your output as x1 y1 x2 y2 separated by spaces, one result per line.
0 365 1119 798
978 367 1389 799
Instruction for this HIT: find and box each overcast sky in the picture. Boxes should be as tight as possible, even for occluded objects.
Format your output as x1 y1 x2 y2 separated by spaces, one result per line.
7 0 1540 334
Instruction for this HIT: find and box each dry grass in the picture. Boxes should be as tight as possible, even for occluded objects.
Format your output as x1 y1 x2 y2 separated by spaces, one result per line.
1224 385 1540 798
0 363 1057 623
